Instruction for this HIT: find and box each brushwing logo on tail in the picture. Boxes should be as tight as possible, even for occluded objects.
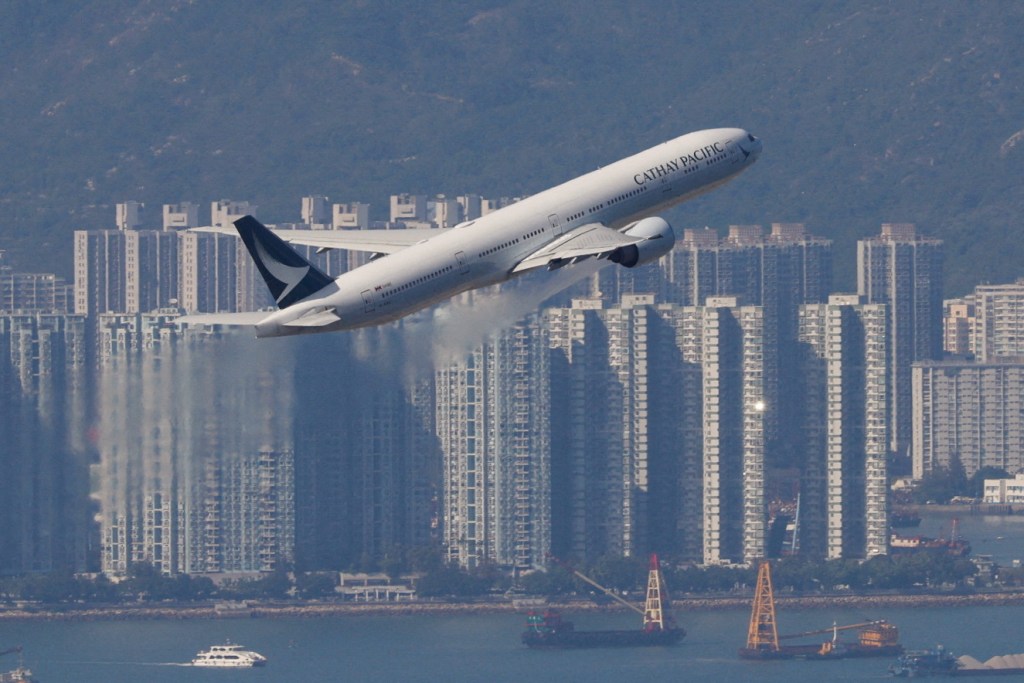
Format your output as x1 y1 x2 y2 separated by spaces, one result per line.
252 237 310 304
234 215 334 309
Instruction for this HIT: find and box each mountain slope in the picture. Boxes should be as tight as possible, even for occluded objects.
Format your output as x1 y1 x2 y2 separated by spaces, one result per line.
1 1 1022 294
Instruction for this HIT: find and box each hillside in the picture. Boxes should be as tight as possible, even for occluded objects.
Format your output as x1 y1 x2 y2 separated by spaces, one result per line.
1 1 1022 294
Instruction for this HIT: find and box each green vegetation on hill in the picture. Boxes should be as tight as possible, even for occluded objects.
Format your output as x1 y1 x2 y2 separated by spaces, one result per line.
1 1 1022 294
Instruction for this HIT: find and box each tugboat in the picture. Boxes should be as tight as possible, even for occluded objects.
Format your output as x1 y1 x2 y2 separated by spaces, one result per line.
889 647 960 677
192 642 267 667
891 647 1024 677
0 647 37 683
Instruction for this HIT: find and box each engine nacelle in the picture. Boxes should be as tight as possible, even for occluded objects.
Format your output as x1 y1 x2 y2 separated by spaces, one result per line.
609 216 676 268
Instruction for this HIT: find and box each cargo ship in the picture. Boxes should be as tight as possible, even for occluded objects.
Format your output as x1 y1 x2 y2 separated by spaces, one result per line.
798 621 903 660
521 554 685 649
889 533 971 557
740 619 902 660
890 518 971 557
521 609 684 648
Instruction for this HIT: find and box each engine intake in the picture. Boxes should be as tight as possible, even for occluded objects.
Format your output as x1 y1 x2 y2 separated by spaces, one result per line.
609 216 675 268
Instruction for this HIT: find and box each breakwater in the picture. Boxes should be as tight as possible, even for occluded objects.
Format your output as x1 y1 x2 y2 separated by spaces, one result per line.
4 590 1024 621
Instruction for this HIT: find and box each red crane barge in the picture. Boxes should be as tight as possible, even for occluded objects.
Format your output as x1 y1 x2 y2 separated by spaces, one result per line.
521 554 685 649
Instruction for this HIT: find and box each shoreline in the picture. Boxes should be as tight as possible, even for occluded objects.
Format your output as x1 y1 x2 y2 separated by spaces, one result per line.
4 591 1024 622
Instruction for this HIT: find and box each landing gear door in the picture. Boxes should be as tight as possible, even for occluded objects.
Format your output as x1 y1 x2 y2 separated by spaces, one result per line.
360 289 375 313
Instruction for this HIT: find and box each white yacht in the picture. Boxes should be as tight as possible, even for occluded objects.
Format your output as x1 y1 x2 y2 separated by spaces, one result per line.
191 642 267 667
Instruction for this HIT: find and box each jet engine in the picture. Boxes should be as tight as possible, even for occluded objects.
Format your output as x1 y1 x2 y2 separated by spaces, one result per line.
609 216 675 268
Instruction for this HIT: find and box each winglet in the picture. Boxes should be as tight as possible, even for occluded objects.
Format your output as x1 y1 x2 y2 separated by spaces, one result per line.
234 216 334 309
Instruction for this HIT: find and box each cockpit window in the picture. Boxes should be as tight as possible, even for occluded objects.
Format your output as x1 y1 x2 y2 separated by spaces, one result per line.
748 134 756 142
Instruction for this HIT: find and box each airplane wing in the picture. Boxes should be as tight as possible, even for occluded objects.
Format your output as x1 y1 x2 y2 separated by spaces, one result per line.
512 222 646 274
190 226 447 255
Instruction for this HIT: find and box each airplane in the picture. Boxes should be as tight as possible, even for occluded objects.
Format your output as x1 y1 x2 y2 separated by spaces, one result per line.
181 128 762 337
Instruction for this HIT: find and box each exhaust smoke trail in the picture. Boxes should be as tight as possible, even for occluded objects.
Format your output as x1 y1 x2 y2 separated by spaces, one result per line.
398 259 607 373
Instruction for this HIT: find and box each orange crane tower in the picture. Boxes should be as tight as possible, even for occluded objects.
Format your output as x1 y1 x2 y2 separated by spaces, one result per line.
744 560 780 654
738 560 901 660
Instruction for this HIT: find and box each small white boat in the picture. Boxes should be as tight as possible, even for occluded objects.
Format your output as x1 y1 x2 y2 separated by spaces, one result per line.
192 642 267 667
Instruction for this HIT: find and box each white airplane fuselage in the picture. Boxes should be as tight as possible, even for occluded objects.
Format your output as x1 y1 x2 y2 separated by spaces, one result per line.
253 127 761 338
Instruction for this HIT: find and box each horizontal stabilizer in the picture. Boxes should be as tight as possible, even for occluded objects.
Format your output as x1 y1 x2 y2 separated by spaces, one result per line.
176 312 269 327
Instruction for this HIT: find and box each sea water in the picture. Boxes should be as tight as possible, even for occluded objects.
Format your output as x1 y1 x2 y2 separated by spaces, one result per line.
5 509 1024 683
3 603 1023 683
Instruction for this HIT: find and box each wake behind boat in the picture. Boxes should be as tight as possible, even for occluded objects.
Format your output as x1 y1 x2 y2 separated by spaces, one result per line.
192 642 267 667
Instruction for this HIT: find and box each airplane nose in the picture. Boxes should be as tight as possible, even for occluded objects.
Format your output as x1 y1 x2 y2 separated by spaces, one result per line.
744 132 763 159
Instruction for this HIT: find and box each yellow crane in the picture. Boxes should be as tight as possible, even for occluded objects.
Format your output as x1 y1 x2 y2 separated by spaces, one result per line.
744 560 780 654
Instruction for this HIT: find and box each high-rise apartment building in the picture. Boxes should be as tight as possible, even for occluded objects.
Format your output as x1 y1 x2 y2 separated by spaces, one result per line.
74 230 127 316
544 294 771 565
162 202 199 231
798 295 889 559
211 199 257 228
457 195 482 222
973 280 1024 362
390 194 428 225
125 230 179 313
116 201 145 231
655 223 832 465
75 229 179 316
544 295 702 562
333 202 371 230
301 195 331 228
659 224 832 309
661 227 720 306
291 329 440 572
544 298 615 562
178 231 238 313
437 318 552 570
602 294 656 557
943 298 977 357
912 360 1024 479
0 269 72 313
941 279 1024 360
96 314 295 575
701 297 767 565
655 304 707 562
429 195 461 228
858 223 944 462
0 313 90 573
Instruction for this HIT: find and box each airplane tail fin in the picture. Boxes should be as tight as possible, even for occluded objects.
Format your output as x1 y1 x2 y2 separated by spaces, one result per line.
234 215 334 309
